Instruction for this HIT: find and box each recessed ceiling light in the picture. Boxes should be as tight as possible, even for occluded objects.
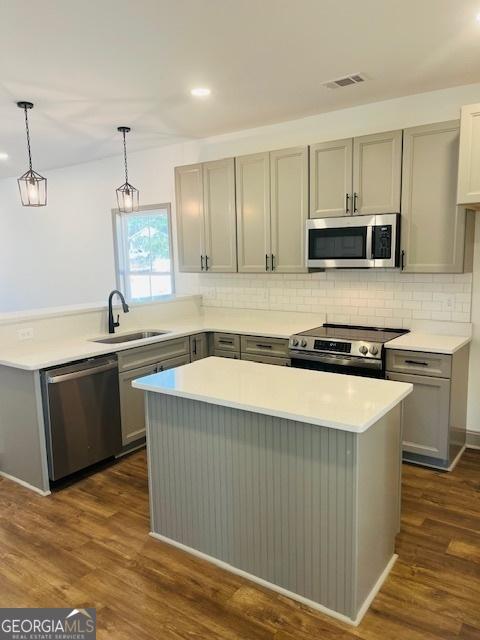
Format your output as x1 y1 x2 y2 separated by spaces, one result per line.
476 11 480 22
0 152 9 160
190 87 211 97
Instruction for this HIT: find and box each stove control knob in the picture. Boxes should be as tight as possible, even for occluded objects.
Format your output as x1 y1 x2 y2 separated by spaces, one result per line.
292 338 299 347
359 345 368 355
370 345 379 356
301 339 308 348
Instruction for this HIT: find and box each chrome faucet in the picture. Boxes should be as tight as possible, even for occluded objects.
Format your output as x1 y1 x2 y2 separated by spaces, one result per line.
108 290 129 334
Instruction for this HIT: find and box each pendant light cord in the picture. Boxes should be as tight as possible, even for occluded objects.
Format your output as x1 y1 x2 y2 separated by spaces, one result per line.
23 106 33 171
122 130 129 183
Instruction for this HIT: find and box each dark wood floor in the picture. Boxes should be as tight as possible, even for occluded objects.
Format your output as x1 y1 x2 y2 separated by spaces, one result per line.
1 449 480 639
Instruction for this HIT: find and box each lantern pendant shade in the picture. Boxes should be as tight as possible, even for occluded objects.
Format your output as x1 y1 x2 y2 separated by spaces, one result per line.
17 101 47 207
18 169 47 207
116 126 139 213
116 181 139 213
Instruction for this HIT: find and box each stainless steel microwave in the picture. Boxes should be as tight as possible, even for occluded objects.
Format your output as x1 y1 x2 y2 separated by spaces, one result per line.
306 213 401 269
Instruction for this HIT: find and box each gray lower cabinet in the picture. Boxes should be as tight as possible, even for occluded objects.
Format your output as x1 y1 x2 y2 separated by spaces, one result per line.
386 371 450 460
190 333 209 361
118 339 190 447
212 349 240 359
241 353 290 366
386 346 469 469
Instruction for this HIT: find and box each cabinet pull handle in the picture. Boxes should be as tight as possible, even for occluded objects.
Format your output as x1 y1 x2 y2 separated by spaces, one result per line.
256 343 273 349
405 360 429 366
345 193 350 214
353 192 358 213
265 254 269 271
192 338 197 355
200 255 204 271
401 250 405 271
219 339 233 345
271 254 275 271
205 255 209 271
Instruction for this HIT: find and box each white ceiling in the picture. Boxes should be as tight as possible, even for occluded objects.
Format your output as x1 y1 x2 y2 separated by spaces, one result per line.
1 0 480 178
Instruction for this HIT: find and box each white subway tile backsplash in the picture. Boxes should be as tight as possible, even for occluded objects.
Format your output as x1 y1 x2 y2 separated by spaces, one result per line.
177 270 472 330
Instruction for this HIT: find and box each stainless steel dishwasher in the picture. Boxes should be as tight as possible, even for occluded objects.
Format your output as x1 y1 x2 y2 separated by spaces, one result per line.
42 356 122 481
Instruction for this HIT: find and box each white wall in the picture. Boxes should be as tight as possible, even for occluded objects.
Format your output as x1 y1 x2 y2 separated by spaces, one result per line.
2 82 480 313
2 82 480 430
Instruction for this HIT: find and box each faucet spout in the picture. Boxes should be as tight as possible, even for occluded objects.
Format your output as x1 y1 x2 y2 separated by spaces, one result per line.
108 290 129 334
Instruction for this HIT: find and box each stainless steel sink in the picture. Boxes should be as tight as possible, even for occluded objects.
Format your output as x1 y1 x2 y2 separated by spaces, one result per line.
92 330 170 344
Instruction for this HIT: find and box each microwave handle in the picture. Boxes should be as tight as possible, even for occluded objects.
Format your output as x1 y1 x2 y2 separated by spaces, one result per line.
366 225 373 260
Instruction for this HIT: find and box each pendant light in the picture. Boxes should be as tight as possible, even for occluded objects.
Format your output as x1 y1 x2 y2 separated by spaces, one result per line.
116 126 139 213
17 101 47 207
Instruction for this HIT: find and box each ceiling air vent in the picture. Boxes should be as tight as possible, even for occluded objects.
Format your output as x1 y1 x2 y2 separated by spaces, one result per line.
323 73 367 89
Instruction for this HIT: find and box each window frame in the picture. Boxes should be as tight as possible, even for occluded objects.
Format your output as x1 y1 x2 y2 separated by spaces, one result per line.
111 202 176 304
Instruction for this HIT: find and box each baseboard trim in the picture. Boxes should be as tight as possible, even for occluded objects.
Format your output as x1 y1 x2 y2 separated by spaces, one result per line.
0 470 50 496
466 430 480 450
149 531 397 626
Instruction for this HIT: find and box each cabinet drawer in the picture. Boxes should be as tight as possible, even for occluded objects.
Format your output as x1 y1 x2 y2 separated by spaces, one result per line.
118 337 190 372
242 353 291 367
241 335 289 358
212 349 240 359
159 353 191 371
386 350 451 378
212 333 240 352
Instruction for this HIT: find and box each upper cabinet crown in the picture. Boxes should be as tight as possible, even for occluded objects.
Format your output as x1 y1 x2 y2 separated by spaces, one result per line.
175 158 237 273
309 130 402 217
457 103 480 209
236 147 308 273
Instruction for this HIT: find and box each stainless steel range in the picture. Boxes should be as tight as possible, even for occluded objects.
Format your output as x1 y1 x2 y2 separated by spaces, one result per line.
289 323 409 378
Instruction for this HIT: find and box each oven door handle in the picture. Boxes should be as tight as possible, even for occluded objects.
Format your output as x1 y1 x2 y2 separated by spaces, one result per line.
289 350 383 370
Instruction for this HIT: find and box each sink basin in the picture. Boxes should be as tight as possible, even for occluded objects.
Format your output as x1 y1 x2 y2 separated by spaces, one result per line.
92 330 170 344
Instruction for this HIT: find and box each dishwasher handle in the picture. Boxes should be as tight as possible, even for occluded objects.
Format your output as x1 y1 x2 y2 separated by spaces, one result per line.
46 360 117 384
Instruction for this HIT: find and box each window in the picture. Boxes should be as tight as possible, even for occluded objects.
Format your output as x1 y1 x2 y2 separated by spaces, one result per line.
113 204 174 302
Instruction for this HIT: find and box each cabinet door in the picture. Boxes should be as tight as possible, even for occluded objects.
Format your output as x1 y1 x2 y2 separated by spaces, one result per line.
386 371 450 460
119 362 157 446
175 163 205 272
353 130 402 215
190 333 209 361
309 138 353 218
457 103 480 207
203 158 237 272
270 146 308 272
235 153 271 272
158 353 191 371
401 121 466 273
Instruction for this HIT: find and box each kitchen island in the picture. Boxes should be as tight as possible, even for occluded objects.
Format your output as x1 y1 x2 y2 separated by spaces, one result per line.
133 357 412 625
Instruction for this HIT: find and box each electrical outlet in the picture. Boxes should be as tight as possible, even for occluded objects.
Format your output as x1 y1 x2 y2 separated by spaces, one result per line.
444 295 454 310
17 327 34 341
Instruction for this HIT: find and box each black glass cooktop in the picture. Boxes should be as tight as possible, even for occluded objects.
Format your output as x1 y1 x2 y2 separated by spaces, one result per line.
297 323 408 344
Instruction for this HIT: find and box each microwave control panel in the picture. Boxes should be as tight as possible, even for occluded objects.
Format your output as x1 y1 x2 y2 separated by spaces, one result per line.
372 224 392 259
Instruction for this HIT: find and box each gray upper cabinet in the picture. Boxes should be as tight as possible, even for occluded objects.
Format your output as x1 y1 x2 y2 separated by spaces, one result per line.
270 146 308 272
457 102 480 209
401 120 469 273
175 159 237 273
236 152 272 272
203 158 237 272
309 138 353 217
175 163 204 272
352 130 402 215
309 130 402 218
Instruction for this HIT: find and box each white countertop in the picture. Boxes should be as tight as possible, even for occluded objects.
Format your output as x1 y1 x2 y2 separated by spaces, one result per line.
0 310 323 371
385 332 471 355
132 356 412 433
